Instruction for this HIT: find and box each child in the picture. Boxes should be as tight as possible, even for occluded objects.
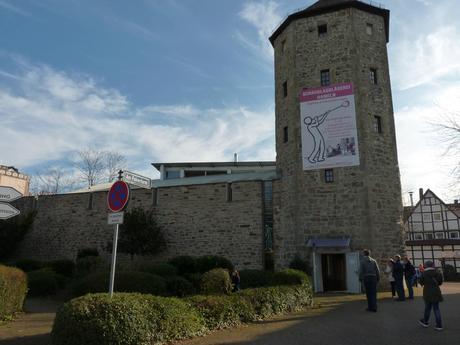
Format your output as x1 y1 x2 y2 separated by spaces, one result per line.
418 261 443 331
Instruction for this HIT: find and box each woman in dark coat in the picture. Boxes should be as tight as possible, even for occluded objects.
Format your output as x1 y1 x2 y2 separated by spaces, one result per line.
418 261 443 331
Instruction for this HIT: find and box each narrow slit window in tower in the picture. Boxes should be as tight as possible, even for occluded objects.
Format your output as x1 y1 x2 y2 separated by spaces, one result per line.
283 126 288 143
366 23 373 35
370 68 378 84
283 81 288 97
318 24 327 37
321 69 331 86
373 116 382 133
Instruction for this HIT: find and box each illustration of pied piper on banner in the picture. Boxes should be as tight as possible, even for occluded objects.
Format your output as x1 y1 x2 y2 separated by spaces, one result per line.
299 82 360 171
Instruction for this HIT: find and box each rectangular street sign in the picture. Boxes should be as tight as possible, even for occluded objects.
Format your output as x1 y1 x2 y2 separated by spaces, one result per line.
123 170 151 189
108 212 124 225
0 186 23 203
0 202 21 220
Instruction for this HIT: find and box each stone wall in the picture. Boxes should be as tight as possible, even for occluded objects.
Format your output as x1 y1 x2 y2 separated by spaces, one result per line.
12 180 265 269
272 6 405 270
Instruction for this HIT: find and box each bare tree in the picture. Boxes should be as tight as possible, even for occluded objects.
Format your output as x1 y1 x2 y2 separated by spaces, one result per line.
74 149 106 187
105 151 127 182
31 168 76 195
74 149 127 187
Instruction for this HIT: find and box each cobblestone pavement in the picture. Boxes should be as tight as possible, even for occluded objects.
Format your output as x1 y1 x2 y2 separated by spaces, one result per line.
179 283 460 345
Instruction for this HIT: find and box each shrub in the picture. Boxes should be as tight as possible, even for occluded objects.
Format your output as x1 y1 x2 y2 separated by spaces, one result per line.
200 268 232 295
75 256 106 278
48 260 75 278
13 259 43 272
27 269 59 297
196 255 234 273
136 262 177 277
0 265 28 321
183 272 202 292
168 256 198 275
289 254 311 274
76 248 99 259
239 269 274 289
240 284 313 319
187 294 255 330
165 276 195 297
51 293 206 345
72 271 166 297
273 269 310 286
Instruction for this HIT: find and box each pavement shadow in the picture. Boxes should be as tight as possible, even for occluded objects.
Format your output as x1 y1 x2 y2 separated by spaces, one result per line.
0 334 50 345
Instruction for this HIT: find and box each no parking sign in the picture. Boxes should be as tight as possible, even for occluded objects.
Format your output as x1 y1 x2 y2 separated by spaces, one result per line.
107 180 130 213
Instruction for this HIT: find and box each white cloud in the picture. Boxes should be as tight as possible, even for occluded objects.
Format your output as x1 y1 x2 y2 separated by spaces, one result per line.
0 61 275 179
238 1 282 60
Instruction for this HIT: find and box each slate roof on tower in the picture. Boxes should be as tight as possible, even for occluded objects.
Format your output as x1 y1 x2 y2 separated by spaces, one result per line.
269 0 390 45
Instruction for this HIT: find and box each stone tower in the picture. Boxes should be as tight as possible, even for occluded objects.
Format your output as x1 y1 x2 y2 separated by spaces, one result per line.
270 0 404 292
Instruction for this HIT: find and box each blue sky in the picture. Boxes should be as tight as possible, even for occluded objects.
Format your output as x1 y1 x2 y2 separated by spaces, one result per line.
1 0 460 203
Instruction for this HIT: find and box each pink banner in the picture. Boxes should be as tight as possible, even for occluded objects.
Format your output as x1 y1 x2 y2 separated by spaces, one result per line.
300 82 354 102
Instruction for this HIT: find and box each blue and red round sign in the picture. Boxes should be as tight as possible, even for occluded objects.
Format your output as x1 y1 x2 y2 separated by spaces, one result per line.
107 181 130 212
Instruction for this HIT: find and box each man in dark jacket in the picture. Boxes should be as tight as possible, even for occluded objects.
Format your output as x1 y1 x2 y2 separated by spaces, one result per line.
418 261 443 331
403 256 416 299
393 255 405 301
359 249 380 312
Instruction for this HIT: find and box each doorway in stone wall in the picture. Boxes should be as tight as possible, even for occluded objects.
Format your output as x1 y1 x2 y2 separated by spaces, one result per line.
321 253 346 291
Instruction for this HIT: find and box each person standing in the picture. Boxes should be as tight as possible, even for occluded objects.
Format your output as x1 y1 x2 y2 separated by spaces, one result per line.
231 269 241 292
385 258 396 298
393 255 405 301
359 249 380 312
418 261 443 331
403 256 416 299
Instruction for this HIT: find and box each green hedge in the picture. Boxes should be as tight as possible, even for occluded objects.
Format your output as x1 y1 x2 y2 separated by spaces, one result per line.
27 269 60 297
13 259 43 272
52 272 313 345
136 262 177 277
51 293 206 345
200 268 232 295
239 269 274 289
72 271 166 297
165 276 195 297
48 260 75 278
0 265 28 321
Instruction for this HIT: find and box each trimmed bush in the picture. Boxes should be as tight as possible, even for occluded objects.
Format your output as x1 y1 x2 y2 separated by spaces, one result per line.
76 247 99 259
136 262 177 277
13 259 43 272
27 269 59 297
196 255 234 273
184 272 203 292
200 268 232 295
187 294 255 329
51 293 206 345
166 276 195 297
168 256 198 275
72 271 166 297
273 269 310 286
289 254 311 274
239 269 274 289
48 260 75 278
0 265 28 321
75 256 106 278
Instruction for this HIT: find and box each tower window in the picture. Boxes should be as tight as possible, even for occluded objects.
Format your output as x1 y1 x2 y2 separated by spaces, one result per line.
373 116 382 133
366 23 373 35
325 169 334 183
283 126 288 143
320 69 331 86
281 39 286 53
283 81 287 97
370 68 378 84
226 183 233 202
318 24 327 37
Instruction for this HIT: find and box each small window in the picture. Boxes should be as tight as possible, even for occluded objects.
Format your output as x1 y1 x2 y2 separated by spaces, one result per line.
320 69 331 86
226 183 233 202
281 39 286 53
425 233 434 240
373 116 382 134
370 68 378 84
450 231 460 239
324 169 334 183
414 233 423 240
165 170 181 179
318 24 327 37
283 81 287 97
435 232 445 239
87 193 93 210
366 23 373 35
283 126 288 143
433 212 441 221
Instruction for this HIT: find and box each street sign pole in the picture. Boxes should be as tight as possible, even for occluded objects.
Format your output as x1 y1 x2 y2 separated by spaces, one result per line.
109 223 119 297
107 170 129 297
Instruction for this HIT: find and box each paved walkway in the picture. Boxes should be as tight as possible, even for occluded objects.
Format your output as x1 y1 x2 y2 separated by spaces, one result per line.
1 284 459 345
